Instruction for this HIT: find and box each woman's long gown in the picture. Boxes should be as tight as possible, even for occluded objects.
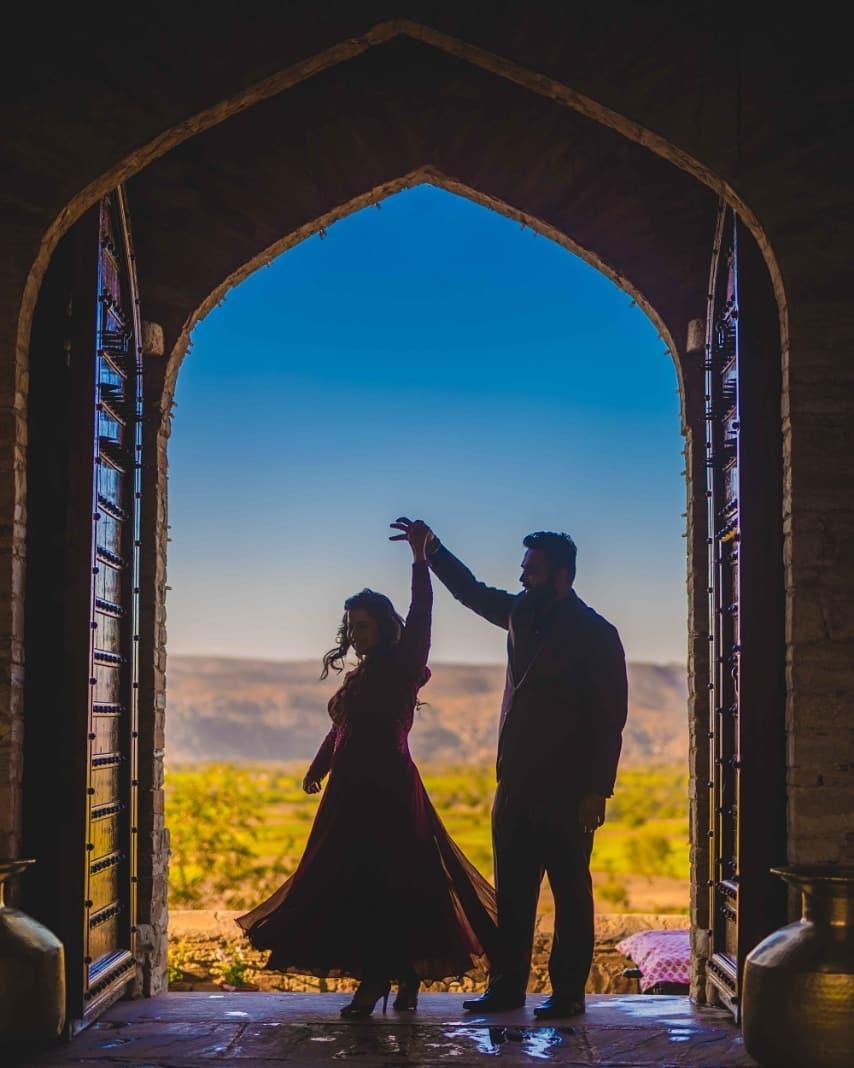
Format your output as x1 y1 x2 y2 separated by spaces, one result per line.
236 561 498 981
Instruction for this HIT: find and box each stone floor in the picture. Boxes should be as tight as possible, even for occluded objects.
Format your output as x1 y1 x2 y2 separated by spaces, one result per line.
18 993 756 1066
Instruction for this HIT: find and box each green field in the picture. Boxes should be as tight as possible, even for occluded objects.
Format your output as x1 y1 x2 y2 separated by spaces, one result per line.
166 763 689 915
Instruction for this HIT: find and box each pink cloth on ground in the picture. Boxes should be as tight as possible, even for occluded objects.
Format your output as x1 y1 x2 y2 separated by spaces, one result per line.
616 928 691 991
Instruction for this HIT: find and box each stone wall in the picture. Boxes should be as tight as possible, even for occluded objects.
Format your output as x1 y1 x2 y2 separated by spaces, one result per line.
783 296 854 868
135 344 171 995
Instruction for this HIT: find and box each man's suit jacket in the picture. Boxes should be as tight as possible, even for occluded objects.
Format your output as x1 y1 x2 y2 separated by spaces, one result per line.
429 544 628 805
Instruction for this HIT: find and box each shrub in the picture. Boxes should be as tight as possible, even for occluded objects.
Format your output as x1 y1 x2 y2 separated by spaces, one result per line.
625 832 677 878
167 938 195 985
166 763 293 909
210 944 253 988
598 861 630 909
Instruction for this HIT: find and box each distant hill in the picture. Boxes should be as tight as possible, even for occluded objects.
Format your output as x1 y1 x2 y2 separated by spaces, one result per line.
165 656 688 768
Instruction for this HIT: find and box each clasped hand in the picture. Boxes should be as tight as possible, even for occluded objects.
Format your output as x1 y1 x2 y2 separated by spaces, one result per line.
389 516 436 561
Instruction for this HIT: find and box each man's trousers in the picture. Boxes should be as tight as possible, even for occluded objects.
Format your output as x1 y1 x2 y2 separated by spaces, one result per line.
489 782 595 999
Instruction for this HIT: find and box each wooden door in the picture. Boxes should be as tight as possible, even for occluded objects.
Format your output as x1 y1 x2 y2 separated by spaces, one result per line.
23 188 142 1032
704 202 786 1019
84 190 142 1023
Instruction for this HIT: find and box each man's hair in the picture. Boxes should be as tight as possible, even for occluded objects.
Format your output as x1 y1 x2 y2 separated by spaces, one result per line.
523 531 577 583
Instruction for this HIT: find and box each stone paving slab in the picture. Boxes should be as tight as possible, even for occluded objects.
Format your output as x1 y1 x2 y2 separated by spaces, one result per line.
15 993 756 1066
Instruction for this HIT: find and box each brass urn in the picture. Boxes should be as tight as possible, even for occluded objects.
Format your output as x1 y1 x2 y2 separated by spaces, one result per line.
0 859 66 1042
742 866 854 1068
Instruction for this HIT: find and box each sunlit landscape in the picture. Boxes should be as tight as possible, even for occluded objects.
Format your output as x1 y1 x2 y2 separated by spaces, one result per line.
167 761 688 918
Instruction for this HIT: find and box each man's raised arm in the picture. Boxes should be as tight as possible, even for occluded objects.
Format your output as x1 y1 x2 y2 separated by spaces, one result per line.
390 518 515 630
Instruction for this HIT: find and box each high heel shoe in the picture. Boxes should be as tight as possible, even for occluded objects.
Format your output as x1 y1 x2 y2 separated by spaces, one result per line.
340 980 391 1018
393 977 420 1011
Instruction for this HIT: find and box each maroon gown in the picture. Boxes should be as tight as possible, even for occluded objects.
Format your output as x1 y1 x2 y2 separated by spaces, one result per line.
236 561 498 981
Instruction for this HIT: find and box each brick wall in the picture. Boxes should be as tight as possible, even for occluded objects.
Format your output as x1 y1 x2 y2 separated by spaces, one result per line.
783 296 854 867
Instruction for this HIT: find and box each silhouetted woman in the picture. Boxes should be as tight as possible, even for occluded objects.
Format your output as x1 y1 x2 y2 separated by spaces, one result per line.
237 521 497 1017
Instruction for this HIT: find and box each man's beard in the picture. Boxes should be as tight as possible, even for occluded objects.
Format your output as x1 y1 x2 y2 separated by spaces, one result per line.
524 579 558 609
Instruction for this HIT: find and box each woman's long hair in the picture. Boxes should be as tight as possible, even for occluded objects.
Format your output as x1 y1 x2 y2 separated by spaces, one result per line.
321 589 404 679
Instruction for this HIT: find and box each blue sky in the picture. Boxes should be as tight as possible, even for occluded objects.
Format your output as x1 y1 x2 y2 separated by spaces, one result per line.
168 185 686 666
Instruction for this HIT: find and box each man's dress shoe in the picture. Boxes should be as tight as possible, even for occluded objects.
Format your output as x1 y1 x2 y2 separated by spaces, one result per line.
462 989 526 1012
533 995 586 1019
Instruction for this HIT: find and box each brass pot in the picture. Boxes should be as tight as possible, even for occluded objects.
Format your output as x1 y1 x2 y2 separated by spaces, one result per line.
0 859 65 1042
742 866 854 1068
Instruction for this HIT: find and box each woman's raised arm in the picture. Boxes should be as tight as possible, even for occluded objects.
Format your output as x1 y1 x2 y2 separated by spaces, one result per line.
398 559 433 676
393 519 434 677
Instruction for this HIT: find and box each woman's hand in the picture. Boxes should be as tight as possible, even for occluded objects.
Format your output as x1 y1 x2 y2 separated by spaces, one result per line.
303 774 322 795
390 516 435 561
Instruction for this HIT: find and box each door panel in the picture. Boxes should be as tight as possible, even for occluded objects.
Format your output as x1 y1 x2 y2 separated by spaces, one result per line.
90 809 124 860
705 206 741 1013
22 187 142 1032
91 714 122 756
705 202 787 1019
79 191 142 1024
89 855 124 912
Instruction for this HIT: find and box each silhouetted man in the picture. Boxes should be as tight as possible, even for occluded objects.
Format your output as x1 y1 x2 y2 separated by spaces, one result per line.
390 520 628 1018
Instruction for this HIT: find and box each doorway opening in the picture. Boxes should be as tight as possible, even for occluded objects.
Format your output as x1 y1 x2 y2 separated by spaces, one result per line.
162 183 690 995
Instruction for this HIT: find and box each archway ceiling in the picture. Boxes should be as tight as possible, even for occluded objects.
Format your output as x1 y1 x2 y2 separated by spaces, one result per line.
4 2 850 358
127 38 718 377
3 2 840 239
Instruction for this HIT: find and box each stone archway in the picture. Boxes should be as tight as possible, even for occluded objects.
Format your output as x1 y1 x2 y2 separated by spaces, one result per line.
9 14 795 1028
